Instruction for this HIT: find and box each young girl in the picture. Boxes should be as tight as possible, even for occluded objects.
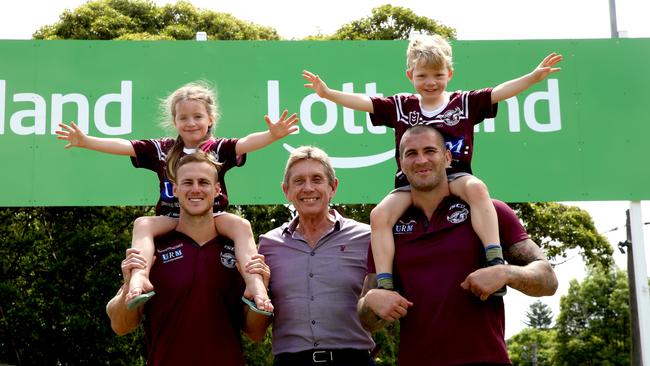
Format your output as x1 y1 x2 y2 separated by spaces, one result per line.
57 81 298 314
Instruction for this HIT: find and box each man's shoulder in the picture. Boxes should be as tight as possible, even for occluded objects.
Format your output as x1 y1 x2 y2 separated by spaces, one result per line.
259 223 290 245
339 216 370 232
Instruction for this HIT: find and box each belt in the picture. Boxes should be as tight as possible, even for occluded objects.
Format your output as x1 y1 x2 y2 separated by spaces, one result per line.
275 348 371 365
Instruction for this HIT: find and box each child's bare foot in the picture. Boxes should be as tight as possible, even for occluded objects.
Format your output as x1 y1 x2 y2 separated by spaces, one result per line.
126 270 154 304
243 284 274 314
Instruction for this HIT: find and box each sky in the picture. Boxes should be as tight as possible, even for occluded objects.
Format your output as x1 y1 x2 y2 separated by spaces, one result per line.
2 0 650 339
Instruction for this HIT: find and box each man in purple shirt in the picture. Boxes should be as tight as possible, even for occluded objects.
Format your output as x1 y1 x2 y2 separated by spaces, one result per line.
106 151 269 366
255 146 376 366
357 125 558 366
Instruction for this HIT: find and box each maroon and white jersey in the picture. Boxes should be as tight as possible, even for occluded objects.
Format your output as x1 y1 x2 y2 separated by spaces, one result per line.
130 137 246 217
368 198 528 365
145 231 245 366
370 89 497 187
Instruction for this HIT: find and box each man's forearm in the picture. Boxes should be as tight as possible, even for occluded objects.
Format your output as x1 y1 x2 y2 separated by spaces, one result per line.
357 295 386 333
505 260 558 296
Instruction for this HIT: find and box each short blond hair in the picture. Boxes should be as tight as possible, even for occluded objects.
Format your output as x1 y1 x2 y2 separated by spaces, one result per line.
406 34 453 71
169 150 222 184
283 146 336 187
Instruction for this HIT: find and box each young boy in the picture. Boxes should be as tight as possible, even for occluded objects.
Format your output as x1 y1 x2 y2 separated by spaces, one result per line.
302 34 562 295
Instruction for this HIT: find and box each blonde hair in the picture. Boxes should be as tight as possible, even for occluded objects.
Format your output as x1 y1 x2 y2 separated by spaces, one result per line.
283 146 336 188
160 81 220 133
161 81 221 180
406 34 453 71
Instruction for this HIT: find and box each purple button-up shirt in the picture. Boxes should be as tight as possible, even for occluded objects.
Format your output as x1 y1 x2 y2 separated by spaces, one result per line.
259 210 375 355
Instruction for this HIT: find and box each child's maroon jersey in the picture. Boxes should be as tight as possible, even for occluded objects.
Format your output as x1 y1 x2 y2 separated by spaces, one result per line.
130 137 245 217
370 89 497 187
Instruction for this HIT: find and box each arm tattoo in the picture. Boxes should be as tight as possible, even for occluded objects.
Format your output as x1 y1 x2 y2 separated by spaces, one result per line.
504 239 558 296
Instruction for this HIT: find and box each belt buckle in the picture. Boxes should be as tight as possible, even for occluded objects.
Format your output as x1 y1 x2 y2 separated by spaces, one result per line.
312 350 333 363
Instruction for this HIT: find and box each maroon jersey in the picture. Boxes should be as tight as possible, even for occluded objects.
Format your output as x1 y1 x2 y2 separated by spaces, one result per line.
370 90 497 187
130 137 245 217
368 198 528 366
145 231 245 366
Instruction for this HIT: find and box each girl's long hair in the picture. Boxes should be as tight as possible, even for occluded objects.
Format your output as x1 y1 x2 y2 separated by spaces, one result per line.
161 81 219 180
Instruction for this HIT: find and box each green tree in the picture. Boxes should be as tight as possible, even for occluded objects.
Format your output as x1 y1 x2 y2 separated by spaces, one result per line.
33 0 279 40
510 202 613 268
553 267 630 365
524 300 553 329
507 328 557 366
0 207 150 365
329 4 455 40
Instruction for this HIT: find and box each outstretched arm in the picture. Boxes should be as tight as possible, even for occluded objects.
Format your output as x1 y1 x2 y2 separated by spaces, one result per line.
460 238 558 300
491 53 563 103
56 121 136 156
302 70 374 113
235 110 299 155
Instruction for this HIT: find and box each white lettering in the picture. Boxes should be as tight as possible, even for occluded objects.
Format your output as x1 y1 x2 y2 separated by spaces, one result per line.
363 83 387 134
268 80 300 133
300 93 337 134
94 81 132 135
524 79 561 132
51 93 89 134
475 79 560 133
11 93 46 135
267 80 280 122
269 80 387 136
0 80 133 135
342 83 363 134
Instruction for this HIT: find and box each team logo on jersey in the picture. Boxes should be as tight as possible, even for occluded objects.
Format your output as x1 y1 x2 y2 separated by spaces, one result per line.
394 219 417 234
447 203 469 224
408 111 421 126
438 107 463 126
220 251 237 269
159 244 184 264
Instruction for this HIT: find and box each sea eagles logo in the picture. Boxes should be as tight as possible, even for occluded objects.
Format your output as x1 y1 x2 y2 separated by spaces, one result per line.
220 251 237 269
447 203 469 224
394 219 417 234
408 111 421 126
438 107 463 126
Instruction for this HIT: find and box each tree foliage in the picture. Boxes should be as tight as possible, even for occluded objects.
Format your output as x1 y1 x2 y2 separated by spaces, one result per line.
510 202 613 268
553 267 630 365
330 4 455 40
507 327 557 366
33 0 279 40
524 300 553 329
0 207 150 365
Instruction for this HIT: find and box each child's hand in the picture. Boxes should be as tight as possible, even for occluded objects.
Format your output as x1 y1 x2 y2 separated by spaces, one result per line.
303 70 331 98
265 109 299 140
531 52 563 82
56 121 87 148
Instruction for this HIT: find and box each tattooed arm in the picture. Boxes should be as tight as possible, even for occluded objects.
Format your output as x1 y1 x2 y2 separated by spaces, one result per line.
461 238 558 300
357 274 413 332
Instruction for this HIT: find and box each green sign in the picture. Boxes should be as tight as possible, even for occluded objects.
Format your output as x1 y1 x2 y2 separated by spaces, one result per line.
1 39 649 206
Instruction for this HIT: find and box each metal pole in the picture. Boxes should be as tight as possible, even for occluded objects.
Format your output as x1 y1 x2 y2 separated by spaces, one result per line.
625 210 642 364
629 202 650 364
609 0 619 38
